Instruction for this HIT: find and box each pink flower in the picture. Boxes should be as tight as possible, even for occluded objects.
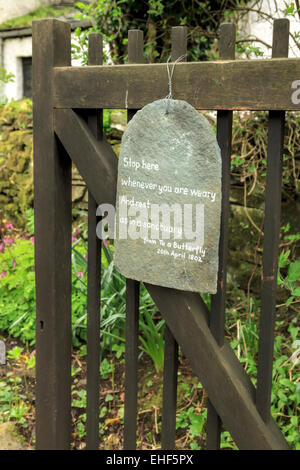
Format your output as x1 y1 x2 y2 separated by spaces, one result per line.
75 227 81 233
5 223 14 230
30 236 34 245
77 271 84 278
72 235 77 243
84 253 88 260
12 260 16 268
3 238 13 245
0 270 7 278
104 240 109 247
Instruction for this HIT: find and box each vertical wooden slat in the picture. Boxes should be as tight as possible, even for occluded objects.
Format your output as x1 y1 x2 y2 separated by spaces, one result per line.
256 18 289 423
86 33 103 450
33 19 72 450
171 25 187 57
206 22 235 450
124 29 143 451
161 25 187 450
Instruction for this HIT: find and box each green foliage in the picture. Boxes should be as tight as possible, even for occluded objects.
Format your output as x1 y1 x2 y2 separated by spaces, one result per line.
271 323 300 449
72 0 253 64
0 239 36 344
278 249 300 307
0 220 299 446
228 111 300 294
176 406 207 449
72 389 86 409
100 358 115 380
7 346 23 361
284 1 300 16
0 224 165 371
103 109 112 133
225 300 300 450
71 233 165 371
0 99 33 229
235 41 264 58
0 351 32 429
0 68 14 84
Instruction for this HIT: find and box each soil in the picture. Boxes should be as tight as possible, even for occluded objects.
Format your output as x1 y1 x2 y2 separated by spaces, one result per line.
0 332 210 450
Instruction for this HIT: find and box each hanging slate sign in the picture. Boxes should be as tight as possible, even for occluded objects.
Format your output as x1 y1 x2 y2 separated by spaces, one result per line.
114 99 221 293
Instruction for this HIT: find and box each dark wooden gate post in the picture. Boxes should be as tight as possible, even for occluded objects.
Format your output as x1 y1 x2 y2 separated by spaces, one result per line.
33 19 72 450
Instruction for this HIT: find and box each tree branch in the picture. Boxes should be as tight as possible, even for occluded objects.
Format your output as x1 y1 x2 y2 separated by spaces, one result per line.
236 37 272 49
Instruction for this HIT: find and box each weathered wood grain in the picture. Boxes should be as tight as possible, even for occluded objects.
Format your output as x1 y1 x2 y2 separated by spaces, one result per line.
207 22 236 450
53 58 300 110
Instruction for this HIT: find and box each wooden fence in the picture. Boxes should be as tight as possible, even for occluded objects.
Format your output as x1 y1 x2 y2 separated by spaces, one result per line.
32 17 297 450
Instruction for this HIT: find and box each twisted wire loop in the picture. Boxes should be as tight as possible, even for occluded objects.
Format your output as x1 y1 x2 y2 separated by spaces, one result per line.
165 53 187 115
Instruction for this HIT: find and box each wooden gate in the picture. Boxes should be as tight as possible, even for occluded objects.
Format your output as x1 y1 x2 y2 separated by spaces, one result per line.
33 17 297 450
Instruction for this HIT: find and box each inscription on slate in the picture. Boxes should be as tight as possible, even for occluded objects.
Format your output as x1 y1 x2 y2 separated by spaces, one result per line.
114 99 221 293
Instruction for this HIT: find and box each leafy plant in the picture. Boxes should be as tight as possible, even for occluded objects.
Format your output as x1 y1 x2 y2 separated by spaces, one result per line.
139 308 165 373
226 299 300 450
7 346 23 361
0 239 36 344
0 362 31 428
0 68 14 84
0 214 165 371
176 406 207 450
278 250 300 307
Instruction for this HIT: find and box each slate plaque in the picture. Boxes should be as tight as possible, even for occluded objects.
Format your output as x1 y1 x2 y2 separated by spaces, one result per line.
114 99 221 293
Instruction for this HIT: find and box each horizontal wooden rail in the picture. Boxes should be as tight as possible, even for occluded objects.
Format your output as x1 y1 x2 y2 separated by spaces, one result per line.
53 58 300 111
54 108 289 450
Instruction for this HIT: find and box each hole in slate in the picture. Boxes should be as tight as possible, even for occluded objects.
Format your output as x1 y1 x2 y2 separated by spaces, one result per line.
40 321 44 331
